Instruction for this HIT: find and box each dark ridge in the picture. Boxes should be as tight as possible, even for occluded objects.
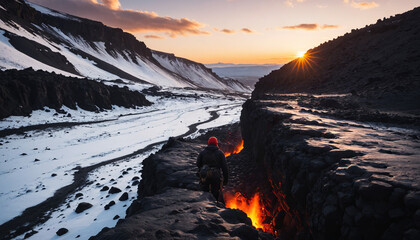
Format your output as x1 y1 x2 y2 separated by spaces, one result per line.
68 48 148 84
4 30 79 75
0 0 154 62
0 68 152 119
253 6 420 112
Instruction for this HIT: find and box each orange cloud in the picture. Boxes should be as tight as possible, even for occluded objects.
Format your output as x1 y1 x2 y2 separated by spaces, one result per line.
282 24 318 30
281 23 339 30
241 28 254 33
344 0 379 10
100 0 120 10
144 35 165 39
213 28 236 34
321 24 339 29
30 0 209 37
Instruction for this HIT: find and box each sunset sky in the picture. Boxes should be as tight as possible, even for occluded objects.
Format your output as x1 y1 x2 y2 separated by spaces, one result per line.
30 0 420 64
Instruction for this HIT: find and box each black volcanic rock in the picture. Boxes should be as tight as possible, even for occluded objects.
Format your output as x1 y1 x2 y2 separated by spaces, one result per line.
240 97 420 239
119 192 128 201
92 138 270 240
253 7 420 113
75 202 92 213
56 228 68 236
0 68 152 119
108 187 121 194
104 201 115 210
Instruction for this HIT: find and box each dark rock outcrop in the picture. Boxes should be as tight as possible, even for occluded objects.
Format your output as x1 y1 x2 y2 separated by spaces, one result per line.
253 7 420 114
240 96 420 239
56 228 68 236
0 68 152 119
108 187 121 194
75 202 92 214
119 192 128 201
104 201 115 211
92 137 271 240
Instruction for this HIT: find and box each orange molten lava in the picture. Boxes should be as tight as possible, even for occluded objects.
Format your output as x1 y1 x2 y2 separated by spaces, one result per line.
224 140 244 157
225 192 269 231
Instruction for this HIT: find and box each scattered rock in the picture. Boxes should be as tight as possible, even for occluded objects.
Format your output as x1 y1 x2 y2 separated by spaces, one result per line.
113 215 120 220
51 173 57 177
109 187 121 194
75 202 92 213
75 193 83 199
24 230 38 239
56 228 68 236
104 201 115 210
100 186 109 191
119 192 128 201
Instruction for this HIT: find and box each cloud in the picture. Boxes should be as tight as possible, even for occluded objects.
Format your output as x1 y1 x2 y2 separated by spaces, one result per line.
221 29 235 34
344 0 379 10
284 0 306 8
30 0 209 37
144 34 165 39
241 28 254 33
100 0 120 10
317 4 328 9
284 0 294 7
213 28 236 34
321 24 339 29
281 24 339 30
282 24 318 30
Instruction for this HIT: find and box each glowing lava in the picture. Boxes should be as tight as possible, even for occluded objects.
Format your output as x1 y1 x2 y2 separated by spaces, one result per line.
224 139 244 157
225 192 269 231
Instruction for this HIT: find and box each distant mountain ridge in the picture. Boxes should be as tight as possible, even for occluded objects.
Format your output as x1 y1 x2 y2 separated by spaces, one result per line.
253 6 420 111
0 0 250 92
206 63 282 88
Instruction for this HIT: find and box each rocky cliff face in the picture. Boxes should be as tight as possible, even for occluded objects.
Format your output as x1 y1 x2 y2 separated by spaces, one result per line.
0 68 151 119
253 7 420 113
92 135 273 240
240 96 420 239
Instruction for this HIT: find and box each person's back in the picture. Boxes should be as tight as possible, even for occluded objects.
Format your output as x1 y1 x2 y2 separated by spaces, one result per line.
197 137 228 202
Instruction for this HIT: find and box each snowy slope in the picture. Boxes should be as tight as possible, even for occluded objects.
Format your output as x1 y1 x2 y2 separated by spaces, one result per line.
0 0 249 92
152 50 251 92
0 82 245 239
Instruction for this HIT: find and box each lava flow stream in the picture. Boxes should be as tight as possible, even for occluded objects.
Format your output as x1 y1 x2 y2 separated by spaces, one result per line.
223 139 270 232
224 139 244 157
225 192 269 231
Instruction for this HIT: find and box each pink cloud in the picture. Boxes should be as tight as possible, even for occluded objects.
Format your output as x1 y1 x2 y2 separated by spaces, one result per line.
30 0 209 37
241 28 254 33
144 34 165 39
344 1 379 10
351 1 379 9
281 23 339 30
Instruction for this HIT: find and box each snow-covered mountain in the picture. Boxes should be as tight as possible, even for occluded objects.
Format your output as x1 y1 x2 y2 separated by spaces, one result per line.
0 0 250 92
152 51 250 92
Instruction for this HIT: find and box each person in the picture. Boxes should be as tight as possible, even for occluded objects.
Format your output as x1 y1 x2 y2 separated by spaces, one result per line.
197 137 228 202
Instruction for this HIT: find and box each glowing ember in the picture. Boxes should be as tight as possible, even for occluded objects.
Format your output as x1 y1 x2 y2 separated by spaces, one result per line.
224 139 244 157
225 192 269 231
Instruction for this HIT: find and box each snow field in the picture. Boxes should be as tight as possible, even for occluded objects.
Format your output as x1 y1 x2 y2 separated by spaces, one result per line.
1 90 245 239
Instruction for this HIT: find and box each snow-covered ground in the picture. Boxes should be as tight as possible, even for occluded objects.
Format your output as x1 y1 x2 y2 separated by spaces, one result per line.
0 87 246 239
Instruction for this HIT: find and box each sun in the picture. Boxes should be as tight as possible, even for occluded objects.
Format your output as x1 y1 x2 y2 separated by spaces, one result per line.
297 51 306 58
